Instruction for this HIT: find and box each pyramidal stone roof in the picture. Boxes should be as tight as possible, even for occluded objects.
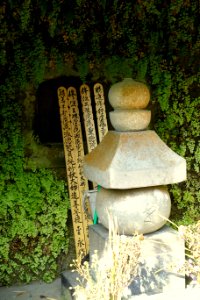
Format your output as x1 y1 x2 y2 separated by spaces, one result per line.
83 130 186 189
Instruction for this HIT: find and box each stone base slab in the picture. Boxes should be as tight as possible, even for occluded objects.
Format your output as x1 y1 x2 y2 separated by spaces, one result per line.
61 270 200 300
89 224 185 296
61 270 81 300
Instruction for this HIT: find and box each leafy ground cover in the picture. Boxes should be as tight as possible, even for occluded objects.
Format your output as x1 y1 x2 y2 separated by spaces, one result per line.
0 0 199 285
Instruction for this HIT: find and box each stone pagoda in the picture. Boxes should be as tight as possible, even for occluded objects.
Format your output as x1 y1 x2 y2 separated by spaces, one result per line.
83 78 187 295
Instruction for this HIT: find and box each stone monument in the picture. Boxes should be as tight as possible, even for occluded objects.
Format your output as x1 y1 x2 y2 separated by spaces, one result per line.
83 78 187 295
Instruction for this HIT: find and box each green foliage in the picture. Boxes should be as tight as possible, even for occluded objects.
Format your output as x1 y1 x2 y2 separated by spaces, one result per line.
154 71 200 223
0 1 199 286
0 166 70 285
20 0 31 32
0 73 70 286
77 54 90 82
103 56 135 83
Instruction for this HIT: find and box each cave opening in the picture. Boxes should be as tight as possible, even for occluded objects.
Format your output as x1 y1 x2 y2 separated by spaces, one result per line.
34 76 82 144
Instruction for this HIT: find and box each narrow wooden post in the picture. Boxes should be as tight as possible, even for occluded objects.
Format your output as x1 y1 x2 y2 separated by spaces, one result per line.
80 84 98 190
58 87 91 260
94 83 108 142
80 84 98 152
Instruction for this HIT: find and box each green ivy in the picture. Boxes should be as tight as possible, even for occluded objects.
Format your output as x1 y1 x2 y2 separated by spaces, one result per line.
0 167 70 285
0 0 199 285
0 66 70 285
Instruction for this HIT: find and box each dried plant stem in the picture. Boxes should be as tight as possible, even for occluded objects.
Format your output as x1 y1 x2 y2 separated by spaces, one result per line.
70 214 143 300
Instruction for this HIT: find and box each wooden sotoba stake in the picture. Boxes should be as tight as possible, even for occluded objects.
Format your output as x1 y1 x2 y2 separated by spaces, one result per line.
67 87 92 253
58 83 108 260
94 83 108 142
80 84 98 190
80 84 98 152
57 87 90 260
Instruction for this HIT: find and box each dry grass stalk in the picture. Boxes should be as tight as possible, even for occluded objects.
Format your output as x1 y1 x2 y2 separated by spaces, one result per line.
160 216 200 285
177 220 200 284
70 214 143 300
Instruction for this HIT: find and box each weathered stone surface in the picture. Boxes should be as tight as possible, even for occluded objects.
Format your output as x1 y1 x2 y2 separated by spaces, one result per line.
89 224 185 296
83 130 187 189
110 109 151 131
108 78 150 109
96 186 171 234
61 270 81 300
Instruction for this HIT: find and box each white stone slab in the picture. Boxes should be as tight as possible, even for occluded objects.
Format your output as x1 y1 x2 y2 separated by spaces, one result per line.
89 224 185 296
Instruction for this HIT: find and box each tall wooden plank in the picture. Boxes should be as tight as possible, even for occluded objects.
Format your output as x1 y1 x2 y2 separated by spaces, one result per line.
57 87 88 260
67 87 92 253
94 83 108 142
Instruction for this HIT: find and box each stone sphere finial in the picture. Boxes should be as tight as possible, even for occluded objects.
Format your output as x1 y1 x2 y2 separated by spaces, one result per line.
108 78 151 131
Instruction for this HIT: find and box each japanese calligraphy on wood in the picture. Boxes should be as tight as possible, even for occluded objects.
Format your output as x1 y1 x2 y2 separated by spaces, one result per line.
80 84 97 153
57 83 108 260
94 83 108 142
58 86 90 260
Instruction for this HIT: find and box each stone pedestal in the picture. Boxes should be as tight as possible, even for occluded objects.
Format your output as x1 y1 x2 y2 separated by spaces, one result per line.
89 223 185 296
